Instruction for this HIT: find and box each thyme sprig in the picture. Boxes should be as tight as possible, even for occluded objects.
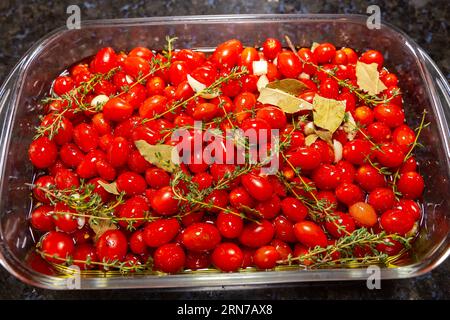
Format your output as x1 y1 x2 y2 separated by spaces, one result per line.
29 182 125 218
284 36 400 106
143 66 248 122
36 249 152 273
278 227 411 268
170 170 261 223
391 109 428 196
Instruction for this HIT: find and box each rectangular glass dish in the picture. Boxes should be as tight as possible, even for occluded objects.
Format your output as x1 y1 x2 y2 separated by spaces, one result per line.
0 14 449 290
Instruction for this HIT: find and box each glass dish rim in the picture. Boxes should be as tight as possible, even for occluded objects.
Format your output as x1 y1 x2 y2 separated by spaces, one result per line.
0 13 449 290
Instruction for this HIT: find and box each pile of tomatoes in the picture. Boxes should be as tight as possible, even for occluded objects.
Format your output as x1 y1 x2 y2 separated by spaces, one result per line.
28 37 424 274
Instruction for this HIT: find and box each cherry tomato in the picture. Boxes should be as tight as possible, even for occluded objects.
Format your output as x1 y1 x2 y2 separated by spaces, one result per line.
123 56 150 79
211 39 243 68
397 171 424 199
212 242 243 272
143 218 180 247
102 97 133 122
28 137 58 169
312 164 342 190
182 223 221 252
185 251 211 270
380 209 415 235
96 229 128 262
241 173 273 201
216 212 244 239
153 243 186 273
150 186 179 216
287 146 322 171
273 215 297 243
139 95 167 119
277 51 302 78
374 103 405 128
313 43 336 64
394 199 421 221
349 202 378 227
117 196 149 228
355 164 386 191
376 143 405 168
368 187 395 212
325 212 356 238
91 47 117 74
360 50 384 69
280 197 308 222
343 139 373 165
129 229 148 255
107 137 130 168
253 245 280 269
73 244 98 270
293 221 328 248
262 38 282 60
53 202 80 233
41 231 74 263
31 205 55 232
335 183 365 206
116 171 147 196
239 220 274 248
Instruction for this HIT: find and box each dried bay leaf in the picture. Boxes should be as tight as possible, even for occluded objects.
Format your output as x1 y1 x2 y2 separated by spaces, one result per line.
356 61 387 95
266 78 309 96
134 140 180 173
257 87 313 114
89 215 117 242
312 95 346 133
97 180 120 195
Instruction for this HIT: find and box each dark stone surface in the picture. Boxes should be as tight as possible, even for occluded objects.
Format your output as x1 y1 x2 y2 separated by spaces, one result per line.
0 0 448 299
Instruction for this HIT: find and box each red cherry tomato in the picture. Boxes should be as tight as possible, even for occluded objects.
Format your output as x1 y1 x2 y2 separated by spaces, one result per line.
239 220 274 248
96 229 128 262
143 218 180 247
380 209 415 235
28 137 58 169
153 243 186 273
212 242 243 272
277 51 302 78
294 221 328 248
397 171 424 199
253 245 280 269
182 223 221 252
41 231 74 263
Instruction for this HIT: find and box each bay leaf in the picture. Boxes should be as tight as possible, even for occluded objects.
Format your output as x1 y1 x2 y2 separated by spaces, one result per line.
266 78 309 96
355 61 387 95
134 140 180 173
97 180 119 195
257 87 313 114
305 129 333 146
312 95 346 133
89 215 117 242
315 129 333 146
305 134 319 146
311 42 320 52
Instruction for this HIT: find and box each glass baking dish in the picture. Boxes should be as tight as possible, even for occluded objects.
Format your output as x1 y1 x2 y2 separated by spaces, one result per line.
0 14 448 290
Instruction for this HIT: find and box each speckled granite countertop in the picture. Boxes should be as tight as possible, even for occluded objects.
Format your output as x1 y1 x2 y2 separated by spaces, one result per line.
0 0 448 299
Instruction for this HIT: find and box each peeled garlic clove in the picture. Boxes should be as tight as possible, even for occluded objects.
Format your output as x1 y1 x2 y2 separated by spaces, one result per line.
343 111 357 141
257 75 269 92
303 122 316 136
187 74 206 92
299 72 310 80
252 60 268 76
91 94 109 107
333 139 343 163
187 74 219 99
